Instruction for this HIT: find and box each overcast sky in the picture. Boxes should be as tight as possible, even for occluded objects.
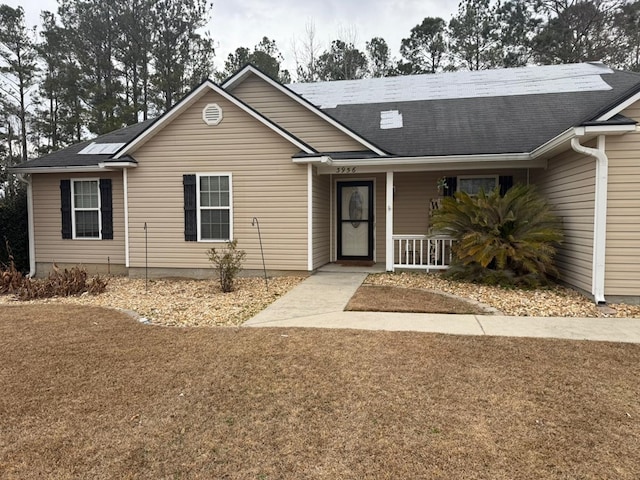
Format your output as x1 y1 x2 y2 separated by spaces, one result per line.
9 0 460 74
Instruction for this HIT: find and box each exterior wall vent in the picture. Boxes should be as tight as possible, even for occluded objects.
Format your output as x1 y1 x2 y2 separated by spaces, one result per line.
203 103 223 125
380 110 403 129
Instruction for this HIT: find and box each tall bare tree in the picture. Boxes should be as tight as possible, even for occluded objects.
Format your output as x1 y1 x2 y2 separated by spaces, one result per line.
293 21 322 82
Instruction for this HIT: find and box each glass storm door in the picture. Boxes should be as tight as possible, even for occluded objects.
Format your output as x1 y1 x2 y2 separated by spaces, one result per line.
337 181 374 261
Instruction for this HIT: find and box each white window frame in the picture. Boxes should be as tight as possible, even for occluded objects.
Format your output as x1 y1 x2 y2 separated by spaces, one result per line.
457 175 499 196
196 173 233 242
71 178 102 240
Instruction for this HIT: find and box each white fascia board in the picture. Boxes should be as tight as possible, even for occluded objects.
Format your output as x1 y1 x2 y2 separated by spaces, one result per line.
325 152 532 167
115 79 315 158
223 65 387 156
317 159 547 175
9 166 104 174
596 90 640 121
529 127 576 159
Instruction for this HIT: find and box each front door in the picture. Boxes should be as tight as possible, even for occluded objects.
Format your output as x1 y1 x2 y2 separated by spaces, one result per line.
337 181 374 261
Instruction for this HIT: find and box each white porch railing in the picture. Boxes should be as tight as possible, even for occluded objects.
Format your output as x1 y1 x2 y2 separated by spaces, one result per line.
393 234 454 271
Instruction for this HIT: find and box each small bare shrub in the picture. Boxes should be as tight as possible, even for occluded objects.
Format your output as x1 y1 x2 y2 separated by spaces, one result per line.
0 262 108 300
206 240 246 293
0 257 25 294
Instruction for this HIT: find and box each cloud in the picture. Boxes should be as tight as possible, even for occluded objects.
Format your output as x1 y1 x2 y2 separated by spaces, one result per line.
8 0 460 77
211 0 459 73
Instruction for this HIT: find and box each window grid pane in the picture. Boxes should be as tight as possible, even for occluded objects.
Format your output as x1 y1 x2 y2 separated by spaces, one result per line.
74 181 99 209
201 209 230 240
73 180 100 238
75 211 100 238
200 175 230 208
199 175 231 240
460 177 497 196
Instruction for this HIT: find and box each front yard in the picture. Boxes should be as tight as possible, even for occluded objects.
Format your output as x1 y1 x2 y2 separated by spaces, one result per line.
1 304 639 479
2 272 640 327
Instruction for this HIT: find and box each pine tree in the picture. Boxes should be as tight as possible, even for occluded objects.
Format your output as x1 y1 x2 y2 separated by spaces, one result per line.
0 5 39 164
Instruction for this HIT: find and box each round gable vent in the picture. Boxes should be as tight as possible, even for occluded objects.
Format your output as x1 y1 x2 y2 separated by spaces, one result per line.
202 103 223 125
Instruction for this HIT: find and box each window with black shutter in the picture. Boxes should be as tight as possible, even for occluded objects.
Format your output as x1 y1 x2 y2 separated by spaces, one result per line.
60 178 113 240
184 173 233 242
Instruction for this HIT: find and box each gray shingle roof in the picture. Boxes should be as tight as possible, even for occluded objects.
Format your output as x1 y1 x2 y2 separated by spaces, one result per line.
14 63 640 169
13 119 154 169
288 66 640 156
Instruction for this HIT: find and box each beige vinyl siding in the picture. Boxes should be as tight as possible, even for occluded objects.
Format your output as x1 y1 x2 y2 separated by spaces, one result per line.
602 104 640 296
127 90 309 271
231 74 368 152
531 150 595 294
393 170 528 235
31 171 125 270
312 168 330 269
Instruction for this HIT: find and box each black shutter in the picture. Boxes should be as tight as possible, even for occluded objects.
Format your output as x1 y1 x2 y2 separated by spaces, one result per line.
499 176 513 196
183 174 197 241
444 176 457 197
99 179 113 240
60 180 72 239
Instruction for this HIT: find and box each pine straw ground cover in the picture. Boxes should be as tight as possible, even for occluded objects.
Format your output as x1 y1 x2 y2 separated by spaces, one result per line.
1 304 639 479
0 276 304 327
365 272 640 318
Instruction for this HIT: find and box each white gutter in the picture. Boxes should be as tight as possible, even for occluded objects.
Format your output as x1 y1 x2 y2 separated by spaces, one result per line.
292 155 333 165
16 174 36 277
11 166 105 174
571 135 608 304
293 124 636 169
98 161 137 169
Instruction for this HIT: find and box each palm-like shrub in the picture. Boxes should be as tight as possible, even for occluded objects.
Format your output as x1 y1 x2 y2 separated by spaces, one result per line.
431 184 563 287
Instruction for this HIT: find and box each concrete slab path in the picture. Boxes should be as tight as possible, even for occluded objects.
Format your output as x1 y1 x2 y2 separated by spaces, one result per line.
244 271 640 344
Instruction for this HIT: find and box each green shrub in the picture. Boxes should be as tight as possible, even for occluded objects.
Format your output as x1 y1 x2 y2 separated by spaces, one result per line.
206 240 246 293
0 189 29 273
431 184 563 287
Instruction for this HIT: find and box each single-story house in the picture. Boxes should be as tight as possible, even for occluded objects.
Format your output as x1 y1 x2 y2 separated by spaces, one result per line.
11 62 640 304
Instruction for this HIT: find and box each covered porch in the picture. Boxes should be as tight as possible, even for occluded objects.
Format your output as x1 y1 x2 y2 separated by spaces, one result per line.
307 164 539 273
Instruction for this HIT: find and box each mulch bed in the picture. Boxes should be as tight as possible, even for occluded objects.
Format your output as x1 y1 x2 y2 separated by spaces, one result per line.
1 304 639 479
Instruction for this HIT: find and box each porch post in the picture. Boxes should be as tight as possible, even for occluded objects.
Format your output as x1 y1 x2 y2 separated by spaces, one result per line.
385 170 394 271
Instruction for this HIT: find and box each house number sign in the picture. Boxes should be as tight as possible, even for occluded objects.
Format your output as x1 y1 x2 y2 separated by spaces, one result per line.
336 167 357 174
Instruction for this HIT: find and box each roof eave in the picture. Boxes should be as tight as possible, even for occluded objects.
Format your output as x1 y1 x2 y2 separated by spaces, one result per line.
596 85 640 121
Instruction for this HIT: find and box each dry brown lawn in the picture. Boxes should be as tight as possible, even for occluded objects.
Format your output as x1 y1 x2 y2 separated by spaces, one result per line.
1 305 639 479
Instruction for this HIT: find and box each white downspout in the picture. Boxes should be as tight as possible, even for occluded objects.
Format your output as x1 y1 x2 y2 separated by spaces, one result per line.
16 174 36 277
123 168 130 268
571 135 608 304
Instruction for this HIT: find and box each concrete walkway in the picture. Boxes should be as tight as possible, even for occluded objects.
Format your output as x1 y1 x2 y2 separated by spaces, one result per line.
244 270 640 344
